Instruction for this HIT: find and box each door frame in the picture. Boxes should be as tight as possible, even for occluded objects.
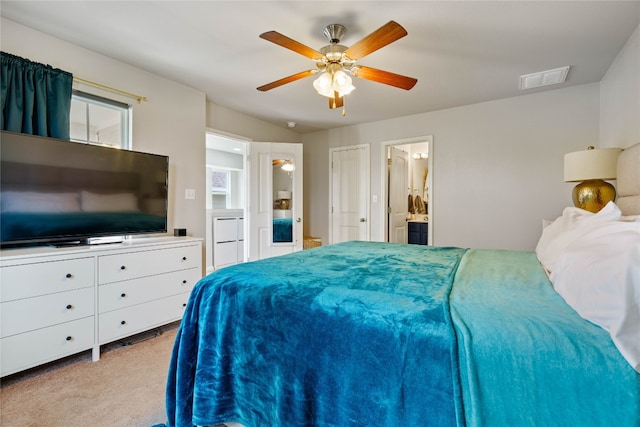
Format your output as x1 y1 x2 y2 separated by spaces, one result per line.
380 135 434 245
329 144 371 244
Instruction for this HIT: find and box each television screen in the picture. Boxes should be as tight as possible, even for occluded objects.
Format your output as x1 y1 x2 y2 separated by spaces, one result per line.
1 131 168 247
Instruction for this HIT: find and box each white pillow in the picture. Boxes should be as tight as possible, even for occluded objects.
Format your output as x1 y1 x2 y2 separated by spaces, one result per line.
81 191 139 212
536 202 621 273
550 220 640 373
1 191 81 213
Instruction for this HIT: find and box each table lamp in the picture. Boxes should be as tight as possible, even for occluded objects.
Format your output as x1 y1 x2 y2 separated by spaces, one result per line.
564 146 622 212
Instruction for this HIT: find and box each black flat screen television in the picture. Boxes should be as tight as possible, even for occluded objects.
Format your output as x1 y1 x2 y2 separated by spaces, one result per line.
1 131 169 247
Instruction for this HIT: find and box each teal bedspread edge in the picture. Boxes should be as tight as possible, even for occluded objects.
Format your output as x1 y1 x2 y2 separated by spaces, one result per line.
450 249 640 426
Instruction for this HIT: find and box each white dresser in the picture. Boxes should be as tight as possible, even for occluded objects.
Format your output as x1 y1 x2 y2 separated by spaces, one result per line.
0 237 202 377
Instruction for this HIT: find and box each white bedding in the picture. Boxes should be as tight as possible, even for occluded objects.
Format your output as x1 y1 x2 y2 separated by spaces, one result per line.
535 202 622 273
537 202 640 372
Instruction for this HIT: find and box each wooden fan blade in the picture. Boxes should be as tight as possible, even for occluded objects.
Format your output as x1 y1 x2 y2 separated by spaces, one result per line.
344 21 408 60
257 70 317 92
329 92 344 109
352 66 417 90
260 31 324 60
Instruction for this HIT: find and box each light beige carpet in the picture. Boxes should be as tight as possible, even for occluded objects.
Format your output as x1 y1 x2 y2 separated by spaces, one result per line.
1 323 179 427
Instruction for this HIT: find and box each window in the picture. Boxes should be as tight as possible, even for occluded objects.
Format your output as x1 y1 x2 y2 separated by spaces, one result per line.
70 91 131 149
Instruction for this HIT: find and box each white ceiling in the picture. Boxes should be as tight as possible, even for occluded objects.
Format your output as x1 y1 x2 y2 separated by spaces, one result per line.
2 1 638 134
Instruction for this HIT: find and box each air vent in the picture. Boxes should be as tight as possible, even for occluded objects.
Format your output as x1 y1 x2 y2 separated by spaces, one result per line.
519 66 570 90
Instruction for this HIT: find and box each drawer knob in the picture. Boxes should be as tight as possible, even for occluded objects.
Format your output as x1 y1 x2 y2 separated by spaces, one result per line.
66 336 73 341
121 293 127 298
66 304 73 310
120 320 127 325
182 280 187 284
182 303 187 307
182 256 187 261
66 273 73 279
120 265 126 270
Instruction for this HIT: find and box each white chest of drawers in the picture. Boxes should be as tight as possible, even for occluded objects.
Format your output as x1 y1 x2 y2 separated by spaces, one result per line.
0 237 202 377
212 215 244 270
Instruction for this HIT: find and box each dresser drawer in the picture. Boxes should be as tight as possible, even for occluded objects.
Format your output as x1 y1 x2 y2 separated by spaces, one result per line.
1 317 94 377
99 293 190 344
214 217 239 242
98 244 200 284
1 287 94 338
0 257 94 302
99 268 199 313
214 241 239 268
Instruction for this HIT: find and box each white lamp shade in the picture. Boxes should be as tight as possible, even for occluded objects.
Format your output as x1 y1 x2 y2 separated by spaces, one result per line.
332 70 355 96
564 147 622 182
313 73 334 98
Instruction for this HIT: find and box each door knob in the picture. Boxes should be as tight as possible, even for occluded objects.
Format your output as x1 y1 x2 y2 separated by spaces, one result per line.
296 217 301 223
360 218 366 222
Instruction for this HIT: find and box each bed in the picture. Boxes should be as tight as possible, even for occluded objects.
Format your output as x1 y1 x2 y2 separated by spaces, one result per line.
164 144 640 427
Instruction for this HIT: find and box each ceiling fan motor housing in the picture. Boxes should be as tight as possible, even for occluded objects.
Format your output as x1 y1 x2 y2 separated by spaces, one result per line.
323 24 346 44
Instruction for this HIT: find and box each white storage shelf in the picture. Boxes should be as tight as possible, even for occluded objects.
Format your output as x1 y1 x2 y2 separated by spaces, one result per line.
0 237 203 377
212 215 244 270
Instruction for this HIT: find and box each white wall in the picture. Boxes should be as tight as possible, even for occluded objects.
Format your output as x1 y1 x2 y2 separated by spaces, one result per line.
206 103 301 143
1 18 207 243
600 24 640 149
303 84 601 251
302 131 330 240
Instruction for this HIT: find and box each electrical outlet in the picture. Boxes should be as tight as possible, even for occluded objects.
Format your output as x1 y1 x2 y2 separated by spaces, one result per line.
185 189 196 200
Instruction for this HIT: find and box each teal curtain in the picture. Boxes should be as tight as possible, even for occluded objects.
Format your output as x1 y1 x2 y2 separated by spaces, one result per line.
1 52 73 139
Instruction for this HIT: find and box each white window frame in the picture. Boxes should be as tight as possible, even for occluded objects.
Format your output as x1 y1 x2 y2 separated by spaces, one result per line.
70 90 132 149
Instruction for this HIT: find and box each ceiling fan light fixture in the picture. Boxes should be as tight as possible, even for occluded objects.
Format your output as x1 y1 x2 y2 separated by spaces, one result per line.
314 68 356 98
332 70 355 96
313 72 334 97
281 160 294 172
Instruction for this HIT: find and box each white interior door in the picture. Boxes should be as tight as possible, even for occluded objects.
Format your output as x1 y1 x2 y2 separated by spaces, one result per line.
388 147 408 243
248 142 303 261
331 145 369 244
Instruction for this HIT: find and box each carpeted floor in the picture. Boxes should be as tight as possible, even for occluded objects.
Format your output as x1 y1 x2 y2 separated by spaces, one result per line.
1 322 179 427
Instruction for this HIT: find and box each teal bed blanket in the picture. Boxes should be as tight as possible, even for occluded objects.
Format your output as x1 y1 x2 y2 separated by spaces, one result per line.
451 249 640 426
165 242 640 427
166 242 466 426
272 217 292 242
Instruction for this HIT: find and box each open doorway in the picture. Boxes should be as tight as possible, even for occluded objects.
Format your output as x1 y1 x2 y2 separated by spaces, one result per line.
205 131 249 273
381 135 433 245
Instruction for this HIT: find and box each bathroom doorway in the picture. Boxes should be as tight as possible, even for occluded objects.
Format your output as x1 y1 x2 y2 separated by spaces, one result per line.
382 135 433 245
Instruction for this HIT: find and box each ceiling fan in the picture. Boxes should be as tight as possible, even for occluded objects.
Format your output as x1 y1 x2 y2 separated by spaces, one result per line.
257 21 418 112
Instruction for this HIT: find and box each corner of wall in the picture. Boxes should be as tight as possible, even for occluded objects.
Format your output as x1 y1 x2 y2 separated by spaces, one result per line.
600 24 640 149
